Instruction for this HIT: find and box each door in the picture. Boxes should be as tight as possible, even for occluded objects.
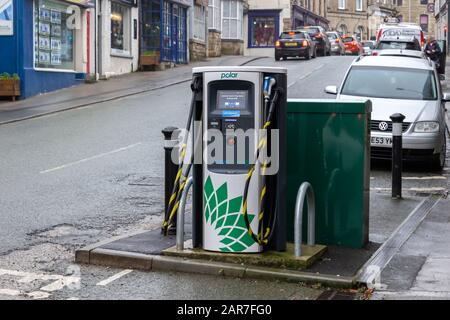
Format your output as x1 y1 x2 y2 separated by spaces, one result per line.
171 5 179 63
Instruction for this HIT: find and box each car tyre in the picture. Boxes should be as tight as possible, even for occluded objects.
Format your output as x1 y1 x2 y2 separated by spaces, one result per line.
312 48 317 58
275 55 281 61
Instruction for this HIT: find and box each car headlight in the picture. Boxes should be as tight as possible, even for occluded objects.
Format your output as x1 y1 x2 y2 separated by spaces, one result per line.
414 121 440 133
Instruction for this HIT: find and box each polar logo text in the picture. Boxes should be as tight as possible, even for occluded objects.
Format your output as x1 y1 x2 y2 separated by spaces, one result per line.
221 72 238 79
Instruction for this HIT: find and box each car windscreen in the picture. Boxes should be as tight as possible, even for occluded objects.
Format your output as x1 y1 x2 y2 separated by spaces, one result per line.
376 40 421 51
341 66 437 100
342 37 354 43
326 33 338 39
362 42 374 49
280 32 305 40
300 28 319 36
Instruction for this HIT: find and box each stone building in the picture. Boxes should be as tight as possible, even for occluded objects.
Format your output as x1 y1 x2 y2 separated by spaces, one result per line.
325 0 370 40
435 0 448 46
394 0 436 37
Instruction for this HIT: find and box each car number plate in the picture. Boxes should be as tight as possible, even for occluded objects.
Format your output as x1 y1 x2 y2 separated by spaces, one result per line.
285 42 298 47
371 136 392 146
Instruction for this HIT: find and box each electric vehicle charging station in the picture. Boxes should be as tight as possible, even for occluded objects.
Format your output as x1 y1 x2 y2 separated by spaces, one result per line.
163 66 288 254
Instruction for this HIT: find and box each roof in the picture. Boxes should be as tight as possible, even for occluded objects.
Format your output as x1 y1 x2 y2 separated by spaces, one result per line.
352 56 433 70
377 49 425 59
192 66 288 74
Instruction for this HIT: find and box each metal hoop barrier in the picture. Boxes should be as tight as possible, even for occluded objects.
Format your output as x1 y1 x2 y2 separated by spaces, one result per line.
294 182 316 257
176 176 194 251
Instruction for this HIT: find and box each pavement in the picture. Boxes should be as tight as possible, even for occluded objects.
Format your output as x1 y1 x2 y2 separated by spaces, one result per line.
1 55 449 299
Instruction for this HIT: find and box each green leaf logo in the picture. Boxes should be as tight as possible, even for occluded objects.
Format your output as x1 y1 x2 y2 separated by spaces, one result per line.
204 176 256 252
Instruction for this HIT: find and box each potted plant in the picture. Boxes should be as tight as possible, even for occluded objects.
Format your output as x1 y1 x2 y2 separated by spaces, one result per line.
0 72 21 101
140 50 160 67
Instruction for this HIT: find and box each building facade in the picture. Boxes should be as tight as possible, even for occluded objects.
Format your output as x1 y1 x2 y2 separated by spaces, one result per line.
325 0 370 39
435 0 448 48
394 0 436 37
0 0 96 98
98 0 139 78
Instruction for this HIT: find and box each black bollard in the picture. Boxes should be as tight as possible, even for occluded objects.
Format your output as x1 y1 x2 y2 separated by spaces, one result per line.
390 113 405 199
162 126 180 232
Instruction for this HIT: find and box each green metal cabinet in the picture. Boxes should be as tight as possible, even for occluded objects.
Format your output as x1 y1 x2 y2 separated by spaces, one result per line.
286 100 371 248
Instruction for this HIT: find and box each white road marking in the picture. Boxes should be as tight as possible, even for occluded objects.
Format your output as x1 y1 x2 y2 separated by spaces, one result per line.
40 142 142 174
96 269 133 286
0 268 80 299
40 277 80 292
288 64 325 88
67 297 80 300
27 291 52 299
0 288 21 296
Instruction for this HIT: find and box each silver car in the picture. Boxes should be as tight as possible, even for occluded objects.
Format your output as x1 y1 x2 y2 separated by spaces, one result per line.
325 55 448 171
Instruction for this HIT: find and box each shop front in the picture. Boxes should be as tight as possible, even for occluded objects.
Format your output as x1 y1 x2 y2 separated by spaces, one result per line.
140 0 189 67
292 4 328 30
0 0 95 99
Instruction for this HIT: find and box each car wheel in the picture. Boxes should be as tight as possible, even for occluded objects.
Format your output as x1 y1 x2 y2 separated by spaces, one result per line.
326 48 331 56
312 48 317 58
283 56 287 61
430 137 446 171
275 55 281 61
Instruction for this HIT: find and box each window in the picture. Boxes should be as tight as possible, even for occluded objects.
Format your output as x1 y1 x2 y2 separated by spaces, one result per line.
248 12 279 48
338 0 346 10
341 67 437 101
34 0 74 70
193 5 206 41
337 24 347 35
397 0 403 6
141 0 161 55
420 14 429 32
111 1 131 55
222 0 243 39
420 0 428 4
356 0 362 11
208 0 221 30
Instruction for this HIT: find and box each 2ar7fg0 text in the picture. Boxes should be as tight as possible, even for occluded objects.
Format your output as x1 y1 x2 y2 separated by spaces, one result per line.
221 304 272 316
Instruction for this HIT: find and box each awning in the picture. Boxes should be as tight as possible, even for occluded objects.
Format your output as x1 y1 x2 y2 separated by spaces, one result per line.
61 0 95 8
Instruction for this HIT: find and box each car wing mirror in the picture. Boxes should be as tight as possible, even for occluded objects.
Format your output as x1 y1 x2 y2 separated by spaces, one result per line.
443 92 450 102
324 85 338 95
439 74 446 81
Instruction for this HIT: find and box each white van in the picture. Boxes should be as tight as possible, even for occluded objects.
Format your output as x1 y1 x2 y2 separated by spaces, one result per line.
376 22 425 48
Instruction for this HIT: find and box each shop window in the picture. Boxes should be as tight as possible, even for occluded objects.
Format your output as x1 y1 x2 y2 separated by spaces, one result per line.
208 0 221 31
141 0 161 55
193 5 206 41
34 0 75 71
222 0 243 40
111 1 131 55
248 12 279 48
338 0 346 10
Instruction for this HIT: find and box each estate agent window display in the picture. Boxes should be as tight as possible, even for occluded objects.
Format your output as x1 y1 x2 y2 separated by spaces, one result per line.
34 0 75 71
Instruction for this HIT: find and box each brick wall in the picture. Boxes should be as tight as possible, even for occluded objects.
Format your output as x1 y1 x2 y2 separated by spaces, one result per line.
208 30 222 57
221 39 244 55
189 40 207 61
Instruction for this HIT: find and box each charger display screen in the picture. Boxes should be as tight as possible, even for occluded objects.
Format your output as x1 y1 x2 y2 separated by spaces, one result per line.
216 90 248 110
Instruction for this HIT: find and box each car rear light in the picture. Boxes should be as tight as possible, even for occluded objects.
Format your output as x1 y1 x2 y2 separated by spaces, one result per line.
372 51 378 56
335 39 340 43
315 34 322 39
421 32 425 47
377 29 382 42
275 41 281 47
302 40 308 47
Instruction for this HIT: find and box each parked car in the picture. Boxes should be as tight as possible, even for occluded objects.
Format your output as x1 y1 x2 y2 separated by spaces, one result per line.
341 35 364 55
275 30 316 61
372 36 422 55
298 26 331 56
376 22 425 48
326 31 345 55
362 40 376 55
324 55 448 171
